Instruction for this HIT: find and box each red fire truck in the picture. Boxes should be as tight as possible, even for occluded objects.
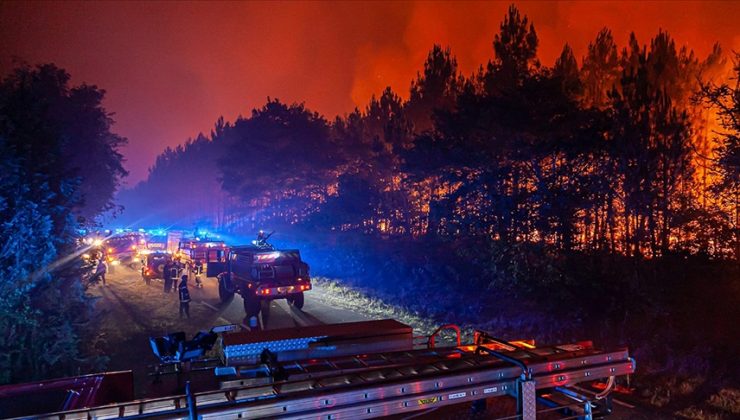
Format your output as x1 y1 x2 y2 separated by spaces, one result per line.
177 238 227 264
103 233 146 267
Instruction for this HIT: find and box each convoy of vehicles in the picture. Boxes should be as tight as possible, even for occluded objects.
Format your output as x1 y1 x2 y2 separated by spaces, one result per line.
85 229 312 319
88 230 310 316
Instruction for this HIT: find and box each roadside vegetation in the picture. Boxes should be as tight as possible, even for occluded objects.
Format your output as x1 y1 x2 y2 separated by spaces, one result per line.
0 64 127 383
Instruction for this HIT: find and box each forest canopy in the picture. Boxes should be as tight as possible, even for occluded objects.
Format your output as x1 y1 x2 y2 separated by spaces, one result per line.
120 5 738 262
0 64 127 383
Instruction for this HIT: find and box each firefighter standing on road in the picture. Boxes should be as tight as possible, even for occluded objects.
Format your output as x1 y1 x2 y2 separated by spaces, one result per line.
172 259 183 292
95 258 108 286
194 259 203 288
178 275 191 319
163 260 174 293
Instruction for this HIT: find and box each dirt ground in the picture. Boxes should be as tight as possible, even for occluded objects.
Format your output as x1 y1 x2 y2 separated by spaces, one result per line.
88 263 240 397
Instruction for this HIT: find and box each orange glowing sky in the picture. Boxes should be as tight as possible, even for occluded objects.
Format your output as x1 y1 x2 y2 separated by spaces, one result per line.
1 1 738 184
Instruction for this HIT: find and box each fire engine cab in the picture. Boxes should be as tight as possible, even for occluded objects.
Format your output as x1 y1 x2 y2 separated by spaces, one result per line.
178 239 227 264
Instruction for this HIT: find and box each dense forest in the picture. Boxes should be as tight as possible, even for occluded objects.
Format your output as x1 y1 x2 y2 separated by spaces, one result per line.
0 64 127 383
121 6 738 262
118 5 740 408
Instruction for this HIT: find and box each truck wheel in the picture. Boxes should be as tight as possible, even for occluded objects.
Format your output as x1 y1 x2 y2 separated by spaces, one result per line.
287 292 304 309
218 279 234 304
243 292 261 318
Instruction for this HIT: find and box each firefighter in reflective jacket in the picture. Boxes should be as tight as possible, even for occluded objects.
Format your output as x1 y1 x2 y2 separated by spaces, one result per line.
178 275 191 319
163 260 180 293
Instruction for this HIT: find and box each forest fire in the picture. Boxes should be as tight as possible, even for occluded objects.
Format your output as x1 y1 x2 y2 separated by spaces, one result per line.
0 2 738 419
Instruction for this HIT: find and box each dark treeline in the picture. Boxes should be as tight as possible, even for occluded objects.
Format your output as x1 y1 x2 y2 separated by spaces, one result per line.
0 64 127 383
119 5 740 401
122 5 738 262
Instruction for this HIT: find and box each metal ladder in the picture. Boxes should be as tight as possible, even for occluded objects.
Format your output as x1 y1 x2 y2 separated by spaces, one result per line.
31 341 634 420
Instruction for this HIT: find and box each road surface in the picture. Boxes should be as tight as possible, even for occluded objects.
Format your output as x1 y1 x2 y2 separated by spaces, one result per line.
90 263 370 397
89 263 664 418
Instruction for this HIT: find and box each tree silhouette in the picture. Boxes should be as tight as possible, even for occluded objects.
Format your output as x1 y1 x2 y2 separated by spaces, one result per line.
581 28 620 108
0 64 127 223
483 4 539 94
406 45 463 133
0 63 120 383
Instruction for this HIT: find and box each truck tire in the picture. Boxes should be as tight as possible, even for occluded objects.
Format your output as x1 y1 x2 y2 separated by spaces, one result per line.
218 277 234 304
287 292 304 309
243 291 261 318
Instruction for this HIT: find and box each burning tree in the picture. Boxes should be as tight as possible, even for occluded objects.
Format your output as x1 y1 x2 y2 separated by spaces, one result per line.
700 52 740 260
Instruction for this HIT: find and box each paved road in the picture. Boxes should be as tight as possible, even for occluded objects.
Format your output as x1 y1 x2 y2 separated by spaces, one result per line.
100 262 372 331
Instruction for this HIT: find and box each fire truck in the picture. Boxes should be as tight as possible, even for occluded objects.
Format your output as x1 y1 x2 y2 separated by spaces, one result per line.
177 238 227 264
102 233 146 267
206 244 312 318
143 230 183 254
0 319 636 419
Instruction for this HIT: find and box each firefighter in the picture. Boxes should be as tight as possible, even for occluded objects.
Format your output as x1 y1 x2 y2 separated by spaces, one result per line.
95 258 108 286
163 260 174 293
178 275 191 319
172 259 183 292
194 259 203 288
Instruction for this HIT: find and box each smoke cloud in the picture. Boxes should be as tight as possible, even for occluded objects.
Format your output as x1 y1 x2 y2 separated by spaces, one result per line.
1 1 737 183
